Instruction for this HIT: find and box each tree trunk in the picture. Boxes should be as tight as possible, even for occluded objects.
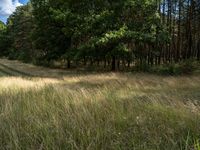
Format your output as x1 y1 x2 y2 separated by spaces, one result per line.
111 56 116 71
67 59 71 69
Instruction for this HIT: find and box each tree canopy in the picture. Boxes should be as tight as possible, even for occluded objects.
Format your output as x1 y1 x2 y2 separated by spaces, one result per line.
0 0 199 71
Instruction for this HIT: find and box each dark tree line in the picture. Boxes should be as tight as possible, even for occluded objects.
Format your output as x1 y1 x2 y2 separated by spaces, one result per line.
0 0 199 71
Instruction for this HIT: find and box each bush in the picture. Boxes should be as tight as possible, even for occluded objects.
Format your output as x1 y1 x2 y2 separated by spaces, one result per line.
179 60 199 74
17 51 32 63
7 49 18 60
134 60 150 72
150 60 200 75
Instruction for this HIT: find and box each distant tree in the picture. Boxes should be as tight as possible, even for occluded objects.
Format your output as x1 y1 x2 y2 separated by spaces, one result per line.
31 0 71 65
6 3 34 62
0 21 10 57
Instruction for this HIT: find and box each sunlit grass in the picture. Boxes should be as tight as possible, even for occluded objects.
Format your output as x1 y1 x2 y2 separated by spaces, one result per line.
0 59 200 149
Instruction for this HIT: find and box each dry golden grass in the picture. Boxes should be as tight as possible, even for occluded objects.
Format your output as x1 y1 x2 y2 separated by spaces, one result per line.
0 59 200 150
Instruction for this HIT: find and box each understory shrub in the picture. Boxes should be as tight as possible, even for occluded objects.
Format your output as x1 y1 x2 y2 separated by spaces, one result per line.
150 60 200 75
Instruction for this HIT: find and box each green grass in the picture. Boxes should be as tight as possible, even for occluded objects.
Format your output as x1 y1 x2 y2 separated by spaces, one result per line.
0 59 200 150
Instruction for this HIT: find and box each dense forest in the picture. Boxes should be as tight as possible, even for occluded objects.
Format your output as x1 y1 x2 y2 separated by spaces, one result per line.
0 0 200 71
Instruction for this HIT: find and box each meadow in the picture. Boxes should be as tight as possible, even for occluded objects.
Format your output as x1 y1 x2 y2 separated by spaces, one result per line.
0 59 200 150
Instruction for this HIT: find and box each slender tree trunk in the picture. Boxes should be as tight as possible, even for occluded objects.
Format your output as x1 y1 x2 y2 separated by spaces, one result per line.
104 59 107 68
117 60 120 70
177 0 182 62
67 59 71 69
111 56 116 71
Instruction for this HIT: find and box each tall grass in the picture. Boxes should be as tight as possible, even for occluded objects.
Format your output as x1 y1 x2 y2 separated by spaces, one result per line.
0 72 200 150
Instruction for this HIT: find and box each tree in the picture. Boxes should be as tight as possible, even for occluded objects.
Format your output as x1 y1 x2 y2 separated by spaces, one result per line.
0 21 10 57
0 0 199 71
31 0 71 65
5 3 34 62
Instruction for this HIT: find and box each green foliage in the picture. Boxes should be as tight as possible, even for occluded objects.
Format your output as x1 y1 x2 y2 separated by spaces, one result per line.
5 4 34 62
0 21 6 30
150 60 200 75
0 0 199 72
0 22 8 56
0 0 169 68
